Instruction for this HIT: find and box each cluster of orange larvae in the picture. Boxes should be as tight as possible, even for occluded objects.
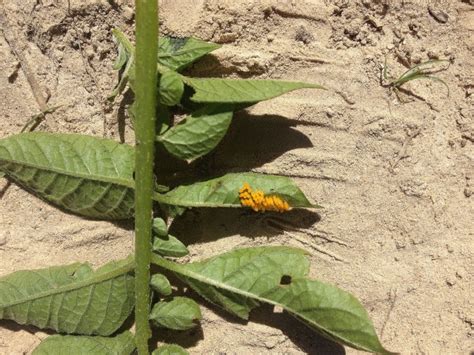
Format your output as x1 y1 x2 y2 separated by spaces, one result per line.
238 183 291 212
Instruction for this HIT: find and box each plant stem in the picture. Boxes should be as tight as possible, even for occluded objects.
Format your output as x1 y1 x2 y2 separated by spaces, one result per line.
134 0 158 354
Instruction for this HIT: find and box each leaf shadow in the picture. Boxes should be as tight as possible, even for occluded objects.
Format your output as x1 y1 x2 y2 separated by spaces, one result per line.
155 111 314 187
169 207 320 245
207 111 314 173
116 89 135 144
0 319 51 335
250 304 346 355
149 322 205 350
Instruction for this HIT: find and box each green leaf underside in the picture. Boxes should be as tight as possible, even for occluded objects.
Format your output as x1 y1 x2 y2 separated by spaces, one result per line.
152 344 189 355
158 37 221 71
152 247 391 354
153 235 189 257
110 29 135 100
32 331 136 355
183 77 325 103
158 109 233 161
112 41 128 71
150 274 172 296
159 71 185 106
0 132 136 219
0 257 134 336
152 217 168 237
159 172 314 209
150 297 201 331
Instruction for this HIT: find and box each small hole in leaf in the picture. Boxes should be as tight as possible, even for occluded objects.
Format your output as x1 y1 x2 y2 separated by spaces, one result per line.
280 275 292 285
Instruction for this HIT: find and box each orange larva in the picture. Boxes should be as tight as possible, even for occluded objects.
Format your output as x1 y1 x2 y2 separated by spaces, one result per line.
238 182 290 213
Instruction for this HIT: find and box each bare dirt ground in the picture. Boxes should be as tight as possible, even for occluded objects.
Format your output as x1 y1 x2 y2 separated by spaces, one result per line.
0 0 473 354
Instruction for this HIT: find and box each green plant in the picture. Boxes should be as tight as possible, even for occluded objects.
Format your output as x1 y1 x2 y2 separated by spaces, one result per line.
0 3 394 355
381 56 450 99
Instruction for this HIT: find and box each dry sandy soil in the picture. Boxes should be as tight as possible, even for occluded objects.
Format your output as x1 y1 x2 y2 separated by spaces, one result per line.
0 0 473 354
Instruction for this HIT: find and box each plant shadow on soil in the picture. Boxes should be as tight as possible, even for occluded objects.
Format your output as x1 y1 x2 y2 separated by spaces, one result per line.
162 109 319 242
169 207 320 244
154 110 314 187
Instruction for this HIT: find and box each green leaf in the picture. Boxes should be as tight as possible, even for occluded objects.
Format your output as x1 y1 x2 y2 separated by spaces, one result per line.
156 103 172 135
155 247 309 319
159 71 184 106
153 234 189 257
152 217 168 237
159 172 315 209
160 204 187 219
109 29 135 100
158 37 221 71
150 274 172 296
0 257 134 335
152 247 392 354
32 331 136 355
112 32 132 71
0 132 136 219
182 77 325 103
110 31 219 99
157 107 232 161
152 344 188 355
150 297 201 331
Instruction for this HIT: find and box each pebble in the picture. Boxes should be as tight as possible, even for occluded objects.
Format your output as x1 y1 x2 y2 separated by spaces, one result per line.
123 6 134 21
0 231 8 246
217 33 237 44
464 188 472 198
446 277 456 286
428 6 449 24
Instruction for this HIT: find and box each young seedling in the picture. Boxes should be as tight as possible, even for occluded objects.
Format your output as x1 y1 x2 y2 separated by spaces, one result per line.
0 3 395 355
381 55 450 101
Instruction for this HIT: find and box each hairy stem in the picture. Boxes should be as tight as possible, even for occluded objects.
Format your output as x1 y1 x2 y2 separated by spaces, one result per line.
134 0 158 354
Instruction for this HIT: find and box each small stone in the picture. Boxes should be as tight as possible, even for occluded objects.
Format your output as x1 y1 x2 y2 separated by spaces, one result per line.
295 26 314 45
464 188 472 198
428 6 449 24
395 240 406 250
217 33 237 44
267 34 275 42
85 47 95 59
446 277 456 286
0 232 8 246
409 22 420 34
263 7 272 18
427 50 439 59
412 54 422 64
326 108 335 118
123 6 134 21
